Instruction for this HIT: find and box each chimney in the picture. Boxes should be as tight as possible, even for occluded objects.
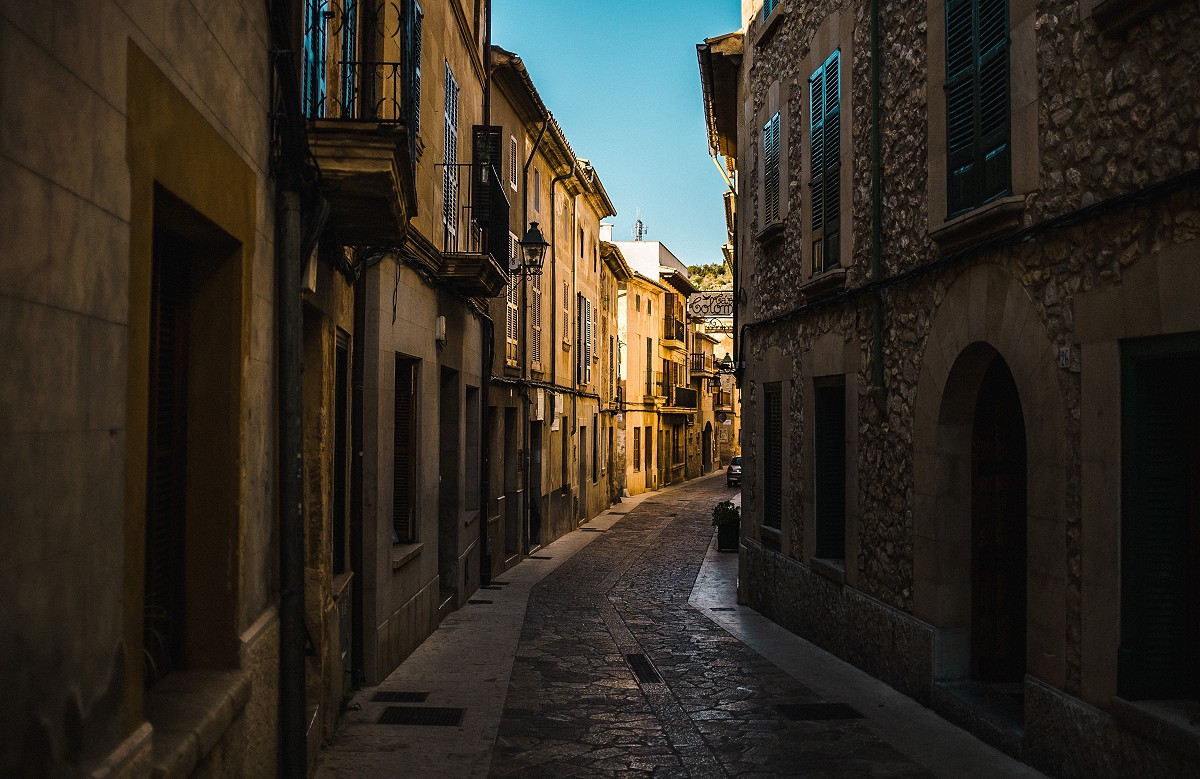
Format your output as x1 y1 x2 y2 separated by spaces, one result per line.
600 223 613 242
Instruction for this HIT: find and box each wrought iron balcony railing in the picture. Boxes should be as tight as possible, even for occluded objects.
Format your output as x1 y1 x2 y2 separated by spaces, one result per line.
662 317 686 344
306 60 407 122
690 353 715 373
441 162 509 260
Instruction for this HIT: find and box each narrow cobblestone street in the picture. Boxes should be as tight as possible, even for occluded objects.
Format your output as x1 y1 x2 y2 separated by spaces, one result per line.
318 474 1042 778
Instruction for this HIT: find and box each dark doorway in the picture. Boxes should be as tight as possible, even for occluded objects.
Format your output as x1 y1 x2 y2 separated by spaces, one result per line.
970 356 1027 690
528 421 543 550
438 368 460 607
702 423 713 473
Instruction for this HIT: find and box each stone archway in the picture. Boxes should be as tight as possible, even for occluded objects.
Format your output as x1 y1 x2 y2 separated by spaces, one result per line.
913 263 1068 691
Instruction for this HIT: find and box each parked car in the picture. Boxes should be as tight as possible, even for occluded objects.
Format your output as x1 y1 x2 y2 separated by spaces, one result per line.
726 455 742 487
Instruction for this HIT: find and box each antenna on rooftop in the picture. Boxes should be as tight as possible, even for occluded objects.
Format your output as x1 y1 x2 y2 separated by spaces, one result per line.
632 209 648 241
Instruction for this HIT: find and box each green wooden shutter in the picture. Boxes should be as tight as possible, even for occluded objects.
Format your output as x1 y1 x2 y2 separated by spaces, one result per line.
810 51 840 272
946 0 1009 216
1119 346 1200 700
821 52 841 271
762 113 781 225
814 382 846 559
393 357 416 543
405 0 423 133
763 0 778 18
764 383 783 530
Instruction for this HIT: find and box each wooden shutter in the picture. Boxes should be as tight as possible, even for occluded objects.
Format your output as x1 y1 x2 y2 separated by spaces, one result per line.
531 275 542 365
946 0 1009 216
634 427 641 470
810 51 841 273
1119 348 1200 699
405 0 423 132
509 135 518 189
442 63 458 238
646 337 653 395
145 239 190 685
763 383 783 530
814 382 846 558
393 357 417 542
762 112 781 225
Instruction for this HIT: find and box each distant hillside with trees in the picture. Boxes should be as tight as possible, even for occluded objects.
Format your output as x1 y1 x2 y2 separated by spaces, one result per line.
687 263 732 291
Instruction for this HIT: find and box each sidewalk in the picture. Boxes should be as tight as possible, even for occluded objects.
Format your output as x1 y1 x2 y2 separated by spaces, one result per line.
316 473 1043 778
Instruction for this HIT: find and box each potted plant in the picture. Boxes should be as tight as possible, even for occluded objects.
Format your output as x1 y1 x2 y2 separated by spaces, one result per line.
712 500 741 552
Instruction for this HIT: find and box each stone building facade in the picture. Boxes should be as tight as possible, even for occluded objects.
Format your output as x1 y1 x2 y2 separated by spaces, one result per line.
0 2 287 776
701 0 1199 775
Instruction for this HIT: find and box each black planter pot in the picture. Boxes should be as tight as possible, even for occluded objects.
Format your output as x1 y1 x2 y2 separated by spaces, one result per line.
716 522 739 552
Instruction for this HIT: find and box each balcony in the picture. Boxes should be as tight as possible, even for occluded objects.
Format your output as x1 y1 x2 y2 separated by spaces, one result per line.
690 353 716 378
660 317 686 349
672 386 698 409
655 378 698 409
714 389 733 412
439 162 510 298
306 59 417 245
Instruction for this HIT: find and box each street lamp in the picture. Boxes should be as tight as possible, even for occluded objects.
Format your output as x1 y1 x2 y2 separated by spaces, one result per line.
518 221 549 275
717 353 736 374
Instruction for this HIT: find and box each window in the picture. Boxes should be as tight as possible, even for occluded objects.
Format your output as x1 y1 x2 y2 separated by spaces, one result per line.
636 294 641 313
1119 336 1200 701
443 62 459 240
813 379 846 559
645 337 653 396
634 427 642 471
403 0 423 131
509 135 518 190
505 234 519 365
763 383 783 530
946 0 1009 216
394 357 418 543
763 0 780 18
810 50 841 273
762 112 781 225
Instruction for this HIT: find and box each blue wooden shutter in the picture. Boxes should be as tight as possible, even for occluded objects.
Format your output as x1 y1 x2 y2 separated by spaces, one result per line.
762 113 781 225
810 51 840 273
946 0 1009 215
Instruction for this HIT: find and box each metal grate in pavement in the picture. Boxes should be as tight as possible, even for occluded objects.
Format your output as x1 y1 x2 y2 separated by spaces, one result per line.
371 691 428 703
774 702 863 721
488 580 510 586
529 555 552 559
710 607 735 611
626 653 663 684
580 527 603 532
377 706 464 726
468 599 493 604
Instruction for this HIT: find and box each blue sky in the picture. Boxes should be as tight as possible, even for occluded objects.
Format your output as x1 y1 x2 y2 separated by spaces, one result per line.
493 0 741 267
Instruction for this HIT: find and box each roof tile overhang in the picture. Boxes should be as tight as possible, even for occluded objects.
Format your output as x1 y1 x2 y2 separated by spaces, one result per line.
697 31 743 160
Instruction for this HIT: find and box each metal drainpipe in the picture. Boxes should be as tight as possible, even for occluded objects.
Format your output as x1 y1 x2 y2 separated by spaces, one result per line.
870 0 886 396
478 0 493 587
278 190 306 779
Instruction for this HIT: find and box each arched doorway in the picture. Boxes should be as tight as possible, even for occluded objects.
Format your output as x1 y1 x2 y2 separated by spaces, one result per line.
970 355 1027 688
702 422 713 473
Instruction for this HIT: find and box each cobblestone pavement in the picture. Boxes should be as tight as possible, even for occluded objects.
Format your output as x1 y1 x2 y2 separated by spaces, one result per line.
489 477 931 778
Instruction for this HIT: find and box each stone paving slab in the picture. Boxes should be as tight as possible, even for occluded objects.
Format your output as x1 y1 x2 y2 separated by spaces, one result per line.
317 474 1044 779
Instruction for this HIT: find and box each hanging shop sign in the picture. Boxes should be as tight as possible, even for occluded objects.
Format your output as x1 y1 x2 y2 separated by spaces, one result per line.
686 291 734 318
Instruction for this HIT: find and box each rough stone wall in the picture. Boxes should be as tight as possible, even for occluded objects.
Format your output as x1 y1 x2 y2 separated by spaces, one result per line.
736 0 1200 759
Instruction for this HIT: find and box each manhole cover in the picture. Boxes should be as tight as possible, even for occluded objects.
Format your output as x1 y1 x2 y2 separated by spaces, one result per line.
371 691 429 703
775 702 863 721
626 653 663 684
377 706 464 726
